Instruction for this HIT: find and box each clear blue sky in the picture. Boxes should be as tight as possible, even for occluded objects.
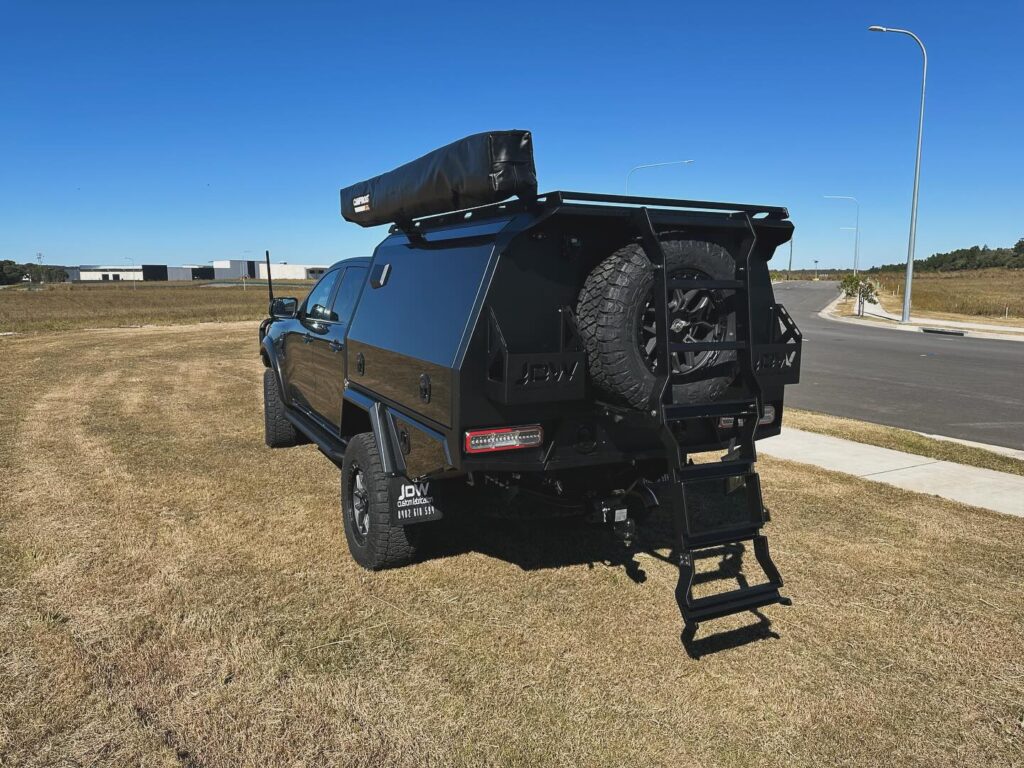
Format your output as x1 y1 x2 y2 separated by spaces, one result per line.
2 0 1021 269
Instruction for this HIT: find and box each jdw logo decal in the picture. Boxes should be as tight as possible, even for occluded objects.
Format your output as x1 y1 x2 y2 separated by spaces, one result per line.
398 482 429 501
394 480 440 523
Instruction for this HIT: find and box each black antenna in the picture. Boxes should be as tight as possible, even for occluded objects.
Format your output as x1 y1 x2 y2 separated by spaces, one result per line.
265 250 274 307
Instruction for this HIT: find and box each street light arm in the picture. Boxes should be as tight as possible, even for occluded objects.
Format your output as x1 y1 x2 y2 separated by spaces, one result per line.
868 26 927 80
626 160 694 194
823 195 860 218
879 28 927 63
628 160 695 173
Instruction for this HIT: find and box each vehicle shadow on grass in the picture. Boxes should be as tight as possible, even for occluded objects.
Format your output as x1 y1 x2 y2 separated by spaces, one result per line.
419 505 781 658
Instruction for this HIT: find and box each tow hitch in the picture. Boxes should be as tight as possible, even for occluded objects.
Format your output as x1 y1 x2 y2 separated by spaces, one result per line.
589 496 636 548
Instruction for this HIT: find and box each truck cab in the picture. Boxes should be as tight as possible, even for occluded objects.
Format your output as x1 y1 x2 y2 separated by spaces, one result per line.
260 257 370 438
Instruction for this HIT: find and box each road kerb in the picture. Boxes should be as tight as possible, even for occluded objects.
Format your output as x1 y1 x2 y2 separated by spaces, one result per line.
818 290 1024 342
759 428 1024 518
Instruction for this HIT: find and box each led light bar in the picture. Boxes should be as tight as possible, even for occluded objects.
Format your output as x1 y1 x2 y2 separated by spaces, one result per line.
464 425 544 454
718 405 776 429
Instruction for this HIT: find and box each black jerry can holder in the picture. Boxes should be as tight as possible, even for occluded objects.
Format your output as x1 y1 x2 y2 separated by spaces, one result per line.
751 303 802 385
485 306 586 405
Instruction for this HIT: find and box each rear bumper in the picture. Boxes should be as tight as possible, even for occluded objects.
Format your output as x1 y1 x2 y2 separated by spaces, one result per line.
345 380 787 481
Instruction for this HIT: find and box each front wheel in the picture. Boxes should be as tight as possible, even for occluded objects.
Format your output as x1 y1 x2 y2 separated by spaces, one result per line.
341 433 420 570
263 368 301 448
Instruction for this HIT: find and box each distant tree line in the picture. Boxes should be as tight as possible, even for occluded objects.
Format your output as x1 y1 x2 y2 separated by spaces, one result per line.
868 238 1024 273
0 261 69 285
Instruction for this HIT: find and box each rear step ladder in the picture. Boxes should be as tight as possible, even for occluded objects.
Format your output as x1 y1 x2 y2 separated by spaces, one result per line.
634 207 790 627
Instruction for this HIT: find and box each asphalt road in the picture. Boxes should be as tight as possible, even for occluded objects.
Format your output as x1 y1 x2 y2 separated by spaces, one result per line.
775 281 1024 450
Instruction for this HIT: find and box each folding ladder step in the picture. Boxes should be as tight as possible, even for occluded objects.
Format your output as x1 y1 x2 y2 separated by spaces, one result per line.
680 583 790 624
674 461 755 482
683 526 761 550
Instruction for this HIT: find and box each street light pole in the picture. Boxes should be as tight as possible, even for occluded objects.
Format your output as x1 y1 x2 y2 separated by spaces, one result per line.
241 249 251 291
813 259 819 280
788 237 794 276
869 25 927 323
840 227 861 314
824 195 860 273
626 160 694 195
125 257 136 290
840 226 858 271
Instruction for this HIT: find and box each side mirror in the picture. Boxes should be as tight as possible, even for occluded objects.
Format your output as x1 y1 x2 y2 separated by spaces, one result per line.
270 297 298 318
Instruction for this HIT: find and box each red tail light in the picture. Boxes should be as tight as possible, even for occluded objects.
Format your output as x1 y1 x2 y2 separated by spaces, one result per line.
464 425 544 454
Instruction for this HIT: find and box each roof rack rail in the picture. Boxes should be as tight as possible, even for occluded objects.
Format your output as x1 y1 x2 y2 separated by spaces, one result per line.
387 190 789 236
546 191 789 219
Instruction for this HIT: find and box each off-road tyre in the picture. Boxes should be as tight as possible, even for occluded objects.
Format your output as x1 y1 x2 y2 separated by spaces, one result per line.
576 236 738 409
341 432 420 570
263 368 301 448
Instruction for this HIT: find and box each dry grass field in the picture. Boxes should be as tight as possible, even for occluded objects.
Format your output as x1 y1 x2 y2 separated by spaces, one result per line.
1 323 1023 767
0 281 310 334
873 268 1024 322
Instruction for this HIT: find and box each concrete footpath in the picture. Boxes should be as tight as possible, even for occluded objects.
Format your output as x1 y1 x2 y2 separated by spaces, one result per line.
759 428 1024 518
819 291 1024 343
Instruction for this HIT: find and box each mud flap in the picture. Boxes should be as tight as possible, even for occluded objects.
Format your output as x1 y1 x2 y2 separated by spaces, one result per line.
389 478 444 525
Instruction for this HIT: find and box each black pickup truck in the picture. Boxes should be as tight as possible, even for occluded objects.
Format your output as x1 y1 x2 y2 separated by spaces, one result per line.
260 131 802 629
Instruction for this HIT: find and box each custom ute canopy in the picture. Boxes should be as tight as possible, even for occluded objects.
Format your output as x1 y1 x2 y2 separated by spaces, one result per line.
339 130 537 227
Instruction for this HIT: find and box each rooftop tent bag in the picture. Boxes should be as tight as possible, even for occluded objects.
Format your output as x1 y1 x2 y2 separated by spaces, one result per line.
340 130 537 227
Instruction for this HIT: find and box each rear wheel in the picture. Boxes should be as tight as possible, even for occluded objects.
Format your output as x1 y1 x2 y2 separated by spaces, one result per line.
341 433 420 570
576 236 738 409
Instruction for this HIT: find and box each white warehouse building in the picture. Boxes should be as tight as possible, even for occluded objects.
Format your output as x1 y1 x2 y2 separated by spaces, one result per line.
79 265 144 282
212 259 259 280
77 264 214 282
212 259 329 281
258 262 329 280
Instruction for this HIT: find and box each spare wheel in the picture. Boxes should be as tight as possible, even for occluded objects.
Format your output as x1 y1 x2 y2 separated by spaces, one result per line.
576 236 739 410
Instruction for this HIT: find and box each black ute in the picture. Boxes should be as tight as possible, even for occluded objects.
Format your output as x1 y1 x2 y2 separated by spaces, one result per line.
260 131 802 634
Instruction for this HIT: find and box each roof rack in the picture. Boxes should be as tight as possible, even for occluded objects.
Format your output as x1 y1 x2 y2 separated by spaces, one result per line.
388 190 789 236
